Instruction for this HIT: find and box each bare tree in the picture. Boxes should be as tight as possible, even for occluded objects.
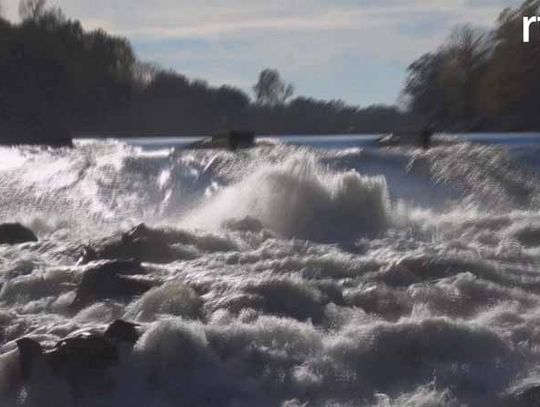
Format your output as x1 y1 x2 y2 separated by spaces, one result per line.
19 0 47 20
253 69 294 106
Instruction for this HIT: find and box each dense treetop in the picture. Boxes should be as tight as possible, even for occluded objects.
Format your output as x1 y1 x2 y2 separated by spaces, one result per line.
404 0 540 131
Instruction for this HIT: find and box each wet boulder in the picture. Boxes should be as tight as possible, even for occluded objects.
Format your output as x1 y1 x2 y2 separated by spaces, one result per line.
16 320 140 399
72 260 153 309
501 384 540 407
0 223 38 245
47 334 119 377
104 319 141 345
346 284 413 321
338 240 370 255
243 279 331 323
223 217 265 233
17 337 44 381
379 256 492 287
513 225 540 248
186 131 255 151
81 223 197 264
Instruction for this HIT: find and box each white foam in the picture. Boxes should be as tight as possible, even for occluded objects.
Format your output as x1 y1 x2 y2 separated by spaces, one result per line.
182 154 390 241
0 139 539 406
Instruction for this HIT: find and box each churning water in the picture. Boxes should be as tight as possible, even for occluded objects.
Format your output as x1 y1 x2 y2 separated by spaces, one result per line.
0 134 540 406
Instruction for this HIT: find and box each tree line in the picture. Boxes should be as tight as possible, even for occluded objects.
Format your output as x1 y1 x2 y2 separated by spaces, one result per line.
0 0 538 144
0 0 136 143
0 0 410 143
404 0 540 131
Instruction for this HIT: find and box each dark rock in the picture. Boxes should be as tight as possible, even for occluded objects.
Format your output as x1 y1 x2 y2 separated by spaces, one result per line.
16 320 141 399
338 240 370 255
223 217 265 233
73 260 153 309
48 333 119 377
186 131 255 151
125 223 193 244
86 259 145 276
502 384 540 407
104 320 140 345
513 226 540 247
0 223 38 245
346 285 413 321
16 338 44 381
244 280 327 323
81 223 196 264
380 256 490 287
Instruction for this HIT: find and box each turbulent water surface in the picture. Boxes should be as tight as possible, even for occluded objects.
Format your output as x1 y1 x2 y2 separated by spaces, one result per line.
1 134 540 406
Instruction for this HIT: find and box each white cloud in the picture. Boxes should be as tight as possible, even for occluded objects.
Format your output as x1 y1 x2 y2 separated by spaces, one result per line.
2 0 519 37
2 1 520 62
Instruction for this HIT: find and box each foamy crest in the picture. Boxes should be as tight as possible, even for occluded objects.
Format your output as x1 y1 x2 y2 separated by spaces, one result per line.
182 154 390 241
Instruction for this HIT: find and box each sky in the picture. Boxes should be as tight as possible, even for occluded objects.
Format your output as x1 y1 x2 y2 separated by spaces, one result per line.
1 0 523 106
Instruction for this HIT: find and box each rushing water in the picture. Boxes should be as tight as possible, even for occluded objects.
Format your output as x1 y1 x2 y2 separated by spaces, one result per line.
0 134 540 406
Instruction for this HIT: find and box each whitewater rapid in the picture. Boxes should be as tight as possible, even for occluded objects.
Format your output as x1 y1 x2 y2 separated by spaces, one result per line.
0 136 540 406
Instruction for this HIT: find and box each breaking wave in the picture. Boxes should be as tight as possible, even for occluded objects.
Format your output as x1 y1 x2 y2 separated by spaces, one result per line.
183 154 389 241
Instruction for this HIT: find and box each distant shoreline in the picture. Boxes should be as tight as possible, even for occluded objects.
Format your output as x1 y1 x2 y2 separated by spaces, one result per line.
2 131 540 149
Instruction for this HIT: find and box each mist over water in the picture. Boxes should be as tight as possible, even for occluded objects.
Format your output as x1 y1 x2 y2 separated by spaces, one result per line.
1 135 540 406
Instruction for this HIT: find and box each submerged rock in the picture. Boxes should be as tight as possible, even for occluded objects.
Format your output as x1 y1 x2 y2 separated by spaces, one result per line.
501 384 540 407
513 225 540 247
127 283 203 321
81 223 238 265
0 223 38 245
16 320 140 399
186 131 255 151
104 319 141 345
81 223 197 264
72 260 153 309
223 217 265 233
17 337 44 381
